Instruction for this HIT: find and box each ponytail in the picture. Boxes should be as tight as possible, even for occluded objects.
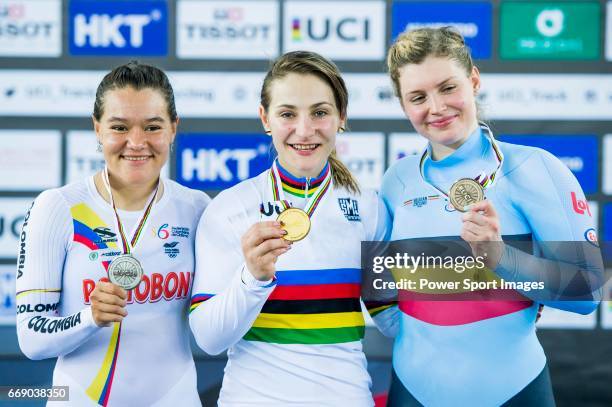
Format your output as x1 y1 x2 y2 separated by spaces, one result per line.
329 150 360 194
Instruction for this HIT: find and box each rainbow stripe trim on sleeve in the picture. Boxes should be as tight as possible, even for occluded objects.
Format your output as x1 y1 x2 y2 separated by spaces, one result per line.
243 268 365 345
189 293 214 313
364 301 398 317
86 322 122 406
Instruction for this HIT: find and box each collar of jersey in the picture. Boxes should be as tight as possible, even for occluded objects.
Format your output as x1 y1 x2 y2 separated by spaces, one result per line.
276 160 329 198
426 126 488 169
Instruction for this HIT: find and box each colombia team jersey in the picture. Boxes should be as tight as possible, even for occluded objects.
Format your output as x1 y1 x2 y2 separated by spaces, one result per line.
16 176 209 406
380 127 601 406
189 162 391 406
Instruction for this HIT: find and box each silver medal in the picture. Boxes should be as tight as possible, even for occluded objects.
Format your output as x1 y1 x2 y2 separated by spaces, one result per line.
108 254 143 290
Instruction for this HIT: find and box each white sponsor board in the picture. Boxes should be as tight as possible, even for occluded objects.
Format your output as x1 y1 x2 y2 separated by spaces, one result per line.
335 133 384 190
66 131 105 184
388 133 427 165
0 70 262 118
0 70 103 117
0 197 32 258
344 74 404 119
170 72 261 118
283 0 385 60
0 265 16 325
4 72 611 120
606 2 612 61
177 0 279 59
0 130 61 190
603 135 612 195
0 0 61 57
478 74 612 120
67 131 169 183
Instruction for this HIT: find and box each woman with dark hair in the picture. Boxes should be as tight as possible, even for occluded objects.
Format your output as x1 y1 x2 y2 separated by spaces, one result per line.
381 27 602 406
16 61 209 406
189 51 392 406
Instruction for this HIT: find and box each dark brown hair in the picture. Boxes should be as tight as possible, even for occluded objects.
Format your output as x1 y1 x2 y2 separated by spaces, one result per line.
93 61 177 122
261 51 359 194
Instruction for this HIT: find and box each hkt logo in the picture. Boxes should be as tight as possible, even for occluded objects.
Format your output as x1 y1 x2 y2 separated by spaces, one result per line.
69 0 167 55
182 148 262 181
536 9 564 38
177 133 272 190
291 17 369 42
571 192 591 216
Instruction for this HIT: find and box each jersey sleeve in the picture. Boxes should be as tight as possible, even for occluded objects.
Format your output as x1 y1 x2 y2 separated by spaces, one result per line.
189 189 276 355
495 149 603 315
362 189 399 337
16 189 100 360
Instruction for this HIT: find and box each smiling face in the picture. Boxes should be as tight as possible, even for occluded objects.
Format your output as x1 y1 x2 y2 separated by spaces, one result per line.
398 56 480 159
259 73 344 178
93 86 176 188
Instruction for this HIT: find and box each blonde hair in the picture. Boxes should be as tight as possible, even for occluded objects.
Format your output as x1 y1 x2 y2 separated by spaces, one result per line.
261 51 360 194
387 27 474 98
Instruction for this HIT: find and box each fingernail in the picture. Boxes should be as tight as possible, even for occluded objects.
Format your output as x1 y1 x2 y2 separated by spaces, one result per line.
281 230 287 235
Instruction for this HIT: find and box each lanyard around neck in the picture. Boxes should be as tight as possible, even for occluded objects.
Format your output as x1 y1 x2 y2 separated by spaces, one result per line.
418 123 504 199
269 160 332 218
102 167 159 255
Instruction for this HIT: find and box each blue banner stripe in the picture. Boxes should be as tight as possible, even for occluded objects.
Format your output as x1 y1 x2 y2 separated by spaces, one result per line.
276 268 361 285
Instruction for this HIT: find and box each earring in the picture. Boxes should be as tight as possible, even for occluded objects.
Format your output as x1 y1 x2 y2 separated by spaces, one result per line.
338 126 345 134
170 142 174 152
265 129 271 135
96 141 102 152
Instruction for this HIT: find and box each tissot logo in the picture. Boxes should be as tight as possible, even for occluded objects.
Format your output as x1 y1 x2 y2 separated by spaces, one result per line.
177 0 278 59
0 0 61 57
69 0 167 56
283 1 384 60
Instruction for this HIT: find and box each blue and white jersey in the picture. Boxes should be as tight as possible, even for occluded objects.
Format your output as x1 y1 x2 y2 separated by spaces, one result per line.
381 127 601 406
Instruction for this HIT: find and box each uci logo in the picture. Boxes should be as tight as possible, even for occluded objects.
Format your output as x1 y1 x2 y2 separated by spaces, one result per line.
260 202 289 217
291 17 370 42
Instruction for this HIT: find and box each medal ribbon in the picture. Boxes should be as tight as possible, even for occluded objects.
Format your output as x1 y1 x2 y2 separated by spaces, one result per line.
418 123 504 199
102 166 159 255
270 160 332 218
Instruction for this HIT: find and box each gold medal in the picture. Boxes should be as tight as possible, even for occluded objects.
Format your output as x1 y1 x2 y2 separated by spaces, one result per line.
449 178 484 212
277 208 311 242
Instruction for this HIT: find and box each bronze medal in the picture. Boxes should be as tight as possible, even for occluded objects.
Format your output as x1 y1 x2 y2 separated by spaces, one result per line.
277 208 311 242
449 178 484 212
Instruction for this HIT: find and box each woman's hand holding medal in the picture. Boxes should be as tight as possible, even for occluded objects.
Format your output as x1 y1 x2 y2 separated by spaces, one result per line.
461 200 504 270
90 281 128 327
241 221 292 281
